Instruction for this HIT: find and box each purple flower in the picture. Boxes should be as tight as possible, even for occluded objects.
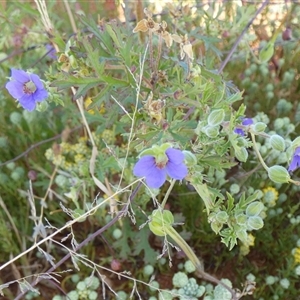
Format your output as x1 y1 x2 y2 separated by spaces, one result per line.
5 69 48 111
288 147 300 172
133 148 188 188
45 44 57 60
234 118 253 136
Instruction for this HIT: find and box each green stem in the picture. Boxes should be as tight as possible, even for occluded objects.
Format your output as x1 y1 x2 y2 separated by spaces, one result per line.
161 179 176 209
250 132 269 171
148 30 154 74
166 225 238 299
166 226 201 269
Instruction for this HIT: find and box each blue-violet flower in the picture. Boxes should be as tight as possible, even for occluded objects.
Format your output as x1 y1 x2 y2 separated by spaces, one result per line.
46 44 57 60
133 147 188 188
234 118 253 136
5 69 48 111
288 147 300 172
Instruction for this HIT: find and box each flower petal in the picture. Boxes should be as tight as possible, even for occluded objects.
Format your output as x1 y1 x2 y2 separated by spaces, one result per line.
145 167 166 188
242 118 253 126
234 128 245 136
33 88 48 102
133 19 149 33
294 147 300 156
30 73 44 90
11 68 30 83
5 81 24 99
133 156 156 177
166 148 184 164
133 155 168 188
166 161 188 180
18 94 36 111
288 147 300 172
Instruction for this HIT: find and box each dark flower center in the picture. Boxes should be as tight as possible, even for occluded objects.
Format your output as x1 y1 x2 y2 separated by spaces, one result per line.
23 81 37 94
156 161 167 169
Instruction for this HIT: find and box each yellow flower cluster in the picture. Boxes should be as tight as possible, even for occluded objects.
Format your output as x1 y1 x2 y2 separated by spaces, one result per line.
294 247 300 264
45 138 90 175
45 131 112 176
262 186 279 207
240 233 255 256
84 97 106 115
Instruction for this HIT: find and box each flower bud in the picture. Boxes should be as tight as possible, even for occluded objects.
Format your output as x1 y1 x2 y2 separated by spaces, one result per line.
111 259 121 271
204 125 219 138
112 228 122 240
149 209 174 236
282 27 292 41
194 121 205 135
291 137 300 149
0 137 8 148
211 221 223 234
72 208 86 222
236 229 248 243
246 201 264 217
259 41 274 63
268 165 290 183
236 137 248 147
236 213 247 225
274 118 284 130
230 183 240 194
36 100 48 112
183 150 197 167
270 134 285 152
247 216 264 230
253 122 267 133
207 109 225 126
216 211 229 223
234 147 248 162
28 170 37 181
10 112 22 125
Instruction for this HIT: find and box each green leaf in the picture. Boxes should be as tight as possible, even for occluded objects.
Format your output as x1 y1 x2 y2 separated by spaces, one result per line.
14 2 39 16
51 76 101 90
105 24 121 48
225 91 244 104
190 181 214 214
198 156 237 169
226 192 235 212
83 39 106 77
101 75 129 87
52 33 66 52
75 82 99 99
239 191 259 208
133 229 157 264
113 219 133 259
92 85 110 105
80 16 114 54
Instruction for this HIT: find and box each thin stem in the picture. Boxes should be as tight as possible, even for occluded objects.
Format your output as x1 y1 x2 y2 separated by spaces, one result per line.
34 0 53 35
218 0 269 74
63 0 77 34
166 226 239 300
0 179 141 272
155 33 163 74
250 132 269 171
117 43 149 191
14 182 143 300
149 30 154 74
0 195 23 250
161 179 176 209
